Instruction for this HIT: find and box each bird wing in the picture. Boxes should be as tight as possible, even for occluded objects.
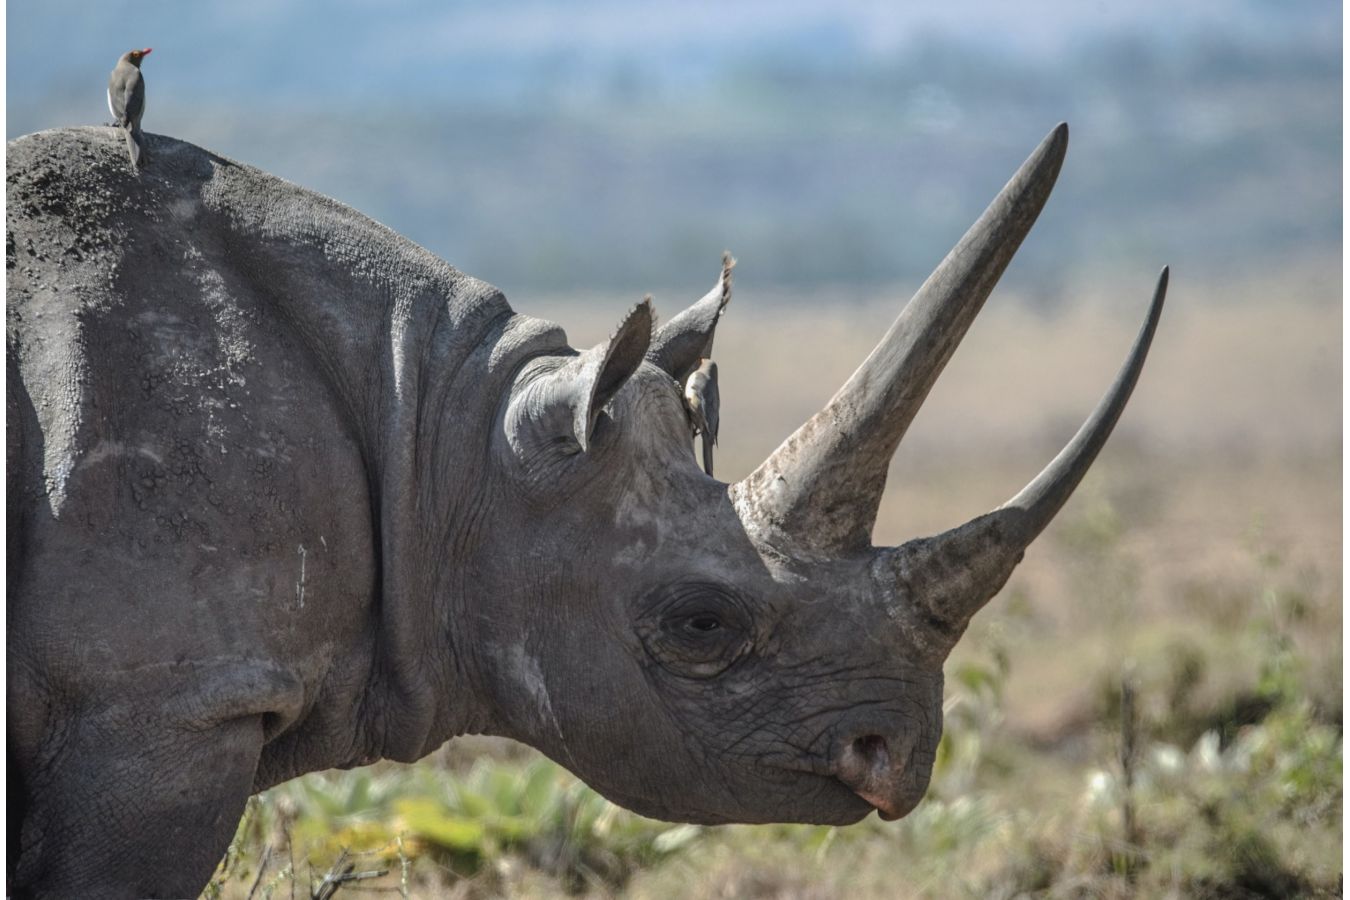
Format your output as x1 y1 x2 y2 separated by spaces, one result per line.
111 68 144 127
123 70 145 125
683 385 706 436
703 365 720 444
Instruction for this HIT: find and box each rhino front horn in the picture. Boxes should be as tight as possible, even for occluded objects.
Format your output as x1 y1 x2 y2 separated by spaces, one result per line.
733 123 1069 555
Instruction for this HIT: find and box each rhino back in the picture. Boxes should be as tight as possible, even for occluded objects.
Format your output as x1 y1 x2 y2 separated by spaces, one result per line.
7 128 391 692
5 128 556 769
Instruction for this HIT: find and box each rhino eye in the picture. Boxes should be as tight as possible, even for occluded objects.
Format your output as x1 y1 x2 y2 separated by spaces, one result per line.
637 585 751 679
686 614 722 633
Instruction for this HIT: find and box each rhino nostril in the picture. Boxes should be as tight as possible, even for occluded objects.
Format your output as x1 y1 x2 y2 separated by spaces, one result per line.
851 734 890 773
835 732 925 821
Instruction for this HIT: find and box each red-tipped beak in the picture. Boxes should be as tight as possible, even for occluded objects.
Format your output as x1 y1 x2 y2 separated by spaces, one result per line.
140 47 153 56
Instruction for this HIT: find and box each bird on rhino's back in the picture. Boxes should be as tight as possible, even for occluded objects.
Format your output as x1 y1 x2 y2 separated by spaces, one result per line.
107 47 151 167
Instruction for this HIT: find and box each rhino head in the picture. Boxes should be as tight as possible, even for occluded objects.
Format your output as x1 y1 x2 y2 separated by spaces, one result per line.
462 123 1166 825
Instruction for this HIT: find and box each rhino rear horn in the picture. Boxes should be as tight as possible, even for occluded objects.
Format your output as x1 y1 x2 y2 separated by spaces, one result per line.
878 268 1167 646
571 299 654 451
647 252 734 382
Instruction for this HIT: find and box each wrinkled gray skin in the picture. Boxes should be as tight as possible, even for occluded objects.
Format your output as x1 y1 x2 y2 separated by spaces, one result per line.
7 124 1165 899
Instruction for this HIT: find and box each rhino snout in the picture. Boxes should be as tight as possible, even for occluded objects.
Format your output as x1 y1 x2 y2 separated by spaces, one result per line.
831 727 932 821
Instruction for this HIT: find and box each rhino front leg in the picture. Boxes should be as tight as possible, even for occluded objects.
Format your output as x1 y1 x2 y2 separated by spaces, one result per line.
14 714 261 898
12 664 305 899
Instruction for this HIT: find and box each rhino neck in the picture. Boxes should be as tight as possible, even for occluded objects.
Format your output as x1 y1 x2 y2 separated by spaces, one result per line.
361 304 568 761
9 126 570 762
190 135 570 759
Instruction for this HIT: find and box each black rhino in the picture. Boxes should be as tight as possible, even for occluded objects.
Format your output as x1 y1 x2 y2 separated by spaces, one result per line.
6 122 1165 898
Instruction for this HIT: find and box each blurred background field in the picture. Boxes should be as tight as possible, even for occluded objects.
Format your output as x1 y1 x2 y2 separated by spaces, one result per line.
8 1 1341 897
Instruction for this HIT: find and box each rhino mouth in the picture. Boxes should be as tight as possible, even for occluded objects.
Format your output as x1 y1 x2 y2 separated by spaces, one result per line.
756 752 904 824
761 734 929 823
594 765 875 826
850 786 914 821
831 769 922 822
782 772 880 825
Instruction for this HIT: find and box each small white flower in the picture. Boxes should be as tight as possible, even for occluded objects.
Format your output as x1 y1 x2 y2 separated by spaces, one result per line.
1084 769 1116 805
1192 731 1222 772
1150 744 1185 775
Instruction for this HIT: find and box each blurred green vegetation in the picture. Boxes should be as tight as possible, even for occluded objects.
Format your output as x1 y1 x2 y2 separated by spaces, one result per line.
204 483 1340 899
202 757 701 898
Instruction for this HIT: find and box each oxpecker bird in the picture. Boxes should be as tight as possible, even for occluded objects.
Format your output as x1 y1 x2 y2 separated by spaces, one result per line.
684 358 719 476
108 48 152 168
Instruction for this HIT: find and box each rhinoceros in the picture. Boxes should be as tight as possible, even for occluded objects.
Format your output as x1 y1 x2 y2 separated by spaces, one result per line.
6 121 1165 898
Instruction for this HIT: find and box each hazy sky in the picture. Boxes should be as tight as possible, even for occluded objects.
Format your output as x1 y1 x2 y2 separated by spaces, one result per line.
7 0 1340 113
6 1 1340 296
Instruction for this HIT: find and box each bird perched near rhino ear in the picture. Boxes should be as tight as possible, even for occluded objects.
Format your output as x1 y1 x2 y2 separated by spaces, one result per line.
685 252 732 477
108 47 151 169
684 358 720 476
647 251 734 383
645 252 734 477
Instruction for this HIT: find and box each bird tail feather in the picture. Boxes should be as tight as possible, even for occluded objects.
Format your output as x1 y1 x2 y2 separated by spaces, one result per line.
124 126 142 169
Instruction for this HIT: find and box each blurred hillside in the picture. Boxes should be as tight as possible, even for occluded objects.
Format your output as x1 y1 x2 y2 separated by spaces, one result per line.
6 1 1341 299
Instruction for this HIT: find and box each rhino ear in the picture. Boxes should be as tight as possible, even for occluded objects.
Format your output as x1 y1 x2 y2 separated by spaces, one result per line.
646 252 734 382
571 299 653 451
